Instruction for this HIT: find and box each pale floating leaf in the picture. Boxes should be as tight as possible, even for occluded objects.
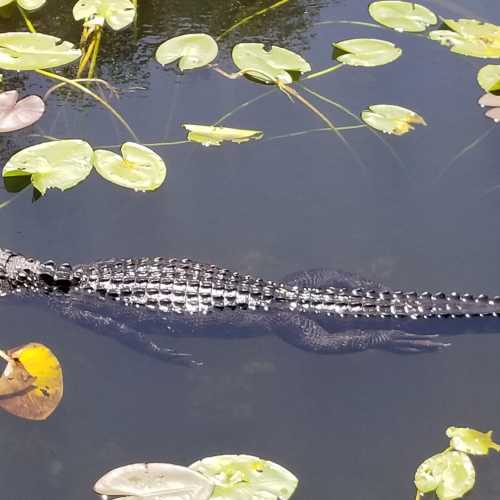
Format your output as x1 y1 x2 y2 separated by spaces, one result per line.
232 43 310 84
479 93 500 107
0 32 81 71
361 104 426 134
183 124 263 147
73 0 136 31
333 38 401 67
415 450 475 500
0 0 45 9
93 142 166 191
447 426 500 455
155 34 218 71
477 65 500 92
0 90 45 132
94 463 213 500
2 139 93 195
369 1 437 32
190 454 298 500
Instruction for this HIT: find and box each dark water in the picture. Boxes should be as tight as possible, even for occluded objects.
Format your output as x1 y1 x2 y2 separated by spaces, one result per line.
2 1 500 499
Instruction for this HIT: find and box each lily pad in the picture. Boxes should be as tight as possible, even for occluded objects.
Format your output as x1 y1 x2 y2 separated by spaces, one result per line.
0 0 46 11
2 139 93 195
369 1 437 32
429 19 500 58
156 34 218 71
333 38 402 67
361 104 426 134
447 426 500 455
414 450 475 500
0 32 81 71
190 454 298 500
477 64 500 92
232 43 310 84
73 0 136 31
183 124 263 147
478 93 500 121
93 142 166 191
94 463 214 499
0 90 45 132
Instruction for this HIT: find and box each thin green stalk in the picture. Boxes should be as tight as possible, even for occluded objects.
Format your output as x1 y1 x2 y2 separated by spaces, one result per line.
17 5 36 33
43 78 118 101
265 125 366 142
315 19 384 30
305 63 345 80
77 33 98 78
36 69 138 141
96 140 189 149
88 26 102 79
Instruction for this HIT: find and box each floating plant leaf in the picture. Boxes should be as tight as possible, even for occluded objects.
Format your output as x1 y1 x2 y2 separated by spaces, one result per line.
478 93 500 121
414 450 475 500
190 454 298 500
447 427 500 455
0 90 45 132
0 0 46 11
2 139 93 195
333 38 402 66
94 463 214 499
183 124 263 147
0 32 81 71
232 43 311 84
477 64 500 92
361 104 426 134
369 1 437 32
0 343 63 420
93 142 166 191
429 19 500 58
73 0 136 31
155 34 218 71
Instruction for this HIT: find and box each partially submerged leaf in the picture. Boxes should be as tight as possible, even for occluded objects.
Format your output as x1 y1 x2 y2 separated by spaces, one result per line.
478 93 500 122
0 90 45 132
0 343 63 420
0 32 81 71
94 463 214 499
155 34 218 71
0 0 46 11
0 351 35 398
73 0 137 31
232 43 310 84
2 139 94 195
369 1 437 32
361 104 426 134
183 124 263 147
190 454 298 500
414 450 475 500
333 38 402 67
477 64 500 92
93 142 166 191
447 426 500 455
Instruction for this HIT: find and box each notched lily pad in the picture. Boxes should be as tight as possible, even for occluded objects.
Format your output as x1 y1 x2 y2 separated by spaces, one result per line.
0 0 46 11
361 104 426 134
333 38 402 66
369 1 437 32
183 124 263 147
156 33 218 71
73 0 136 31
0 90 45 132
477 64 500 93
447 426 500 455
93 142 167 191
232 43 310 84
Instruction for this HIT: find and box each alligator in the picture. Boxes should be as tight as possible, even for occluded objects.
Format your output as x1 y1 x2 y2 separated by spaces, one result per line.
2 247 500 365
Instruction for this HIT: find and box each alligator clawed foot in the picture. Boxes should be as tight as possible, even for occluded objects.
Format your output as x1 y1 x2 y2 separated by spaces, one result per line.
384 331 451 353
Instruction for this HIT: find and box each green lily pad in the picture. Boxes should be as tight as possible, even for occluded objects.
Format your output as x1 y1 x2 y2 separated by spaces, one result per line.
2 139 93 195
73 0 136 31
190 454 298 500
232 43 311 84
183 124 263 147
333 38 402 66
429 19 500 58
0 0 46 11
369 1 437 32
93 142 166 191
414 450 475 500
361 104 426 134
155 33 218 71
0 32 81 71
477 64 500 92
447 427 500 455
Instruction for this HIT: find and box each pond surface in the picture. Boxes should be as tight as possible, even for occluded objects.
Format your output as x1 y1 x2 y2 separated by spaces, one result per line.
2 0 500 498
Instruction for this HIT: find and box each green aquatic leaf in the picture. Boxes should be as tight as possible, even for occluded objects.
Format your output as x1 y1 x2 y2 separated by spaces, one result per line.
415 450 475 500
0 0 46 11
0 90 45 132
361 104 426 134
93 142 166 191
447 426 500 455
183 124 263 147
232 43 311 84
429 19 500 58
73 0 136 31
155 34 218 71
477 64 500 92
369 1 437 32
190 454 298 500
333 38 401 66
2 139 93 195
0 32 81 71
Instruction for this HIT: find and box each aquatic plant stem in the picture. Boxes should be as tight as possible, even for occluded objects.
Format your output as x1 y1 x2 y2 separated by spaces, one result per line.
265 125 366 142
305 63 345 80
77 33 98 78
35 69 138 141
43 78 119 101
17 5 36 33
88 26 103 79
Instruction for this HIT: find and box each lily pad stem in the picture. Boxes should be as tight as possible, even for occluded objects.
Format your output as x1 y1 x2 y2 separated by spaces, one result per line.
77 32 98 78
305 63 345 80
43 78 118 101
88 26 103 79
17 5 36 33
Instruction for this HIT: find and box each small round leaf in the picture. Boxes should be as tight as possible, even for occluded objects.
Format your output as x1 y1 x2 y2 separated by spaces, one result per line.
334 38 402 66
361 104 426 134
156 34 218 71
477 64 500 92
0 90 45 132
369 1 437 32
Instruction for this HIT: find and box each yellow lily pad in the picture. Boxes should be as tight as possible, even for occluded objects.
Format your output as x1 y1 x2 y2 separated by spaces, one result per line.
183 124 263 147
477 64 500 92
447 426 500 455
361 104 426 134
